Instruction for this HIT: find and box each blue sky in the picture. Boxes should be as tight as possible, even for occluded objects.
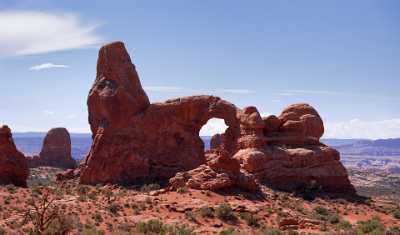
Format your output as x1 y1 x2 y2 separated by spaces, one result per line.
0 0 399 138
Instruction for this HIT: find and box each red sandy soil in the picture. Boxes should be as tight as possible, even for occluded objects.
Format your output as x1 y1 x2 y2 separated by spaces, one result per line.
0 167 399 234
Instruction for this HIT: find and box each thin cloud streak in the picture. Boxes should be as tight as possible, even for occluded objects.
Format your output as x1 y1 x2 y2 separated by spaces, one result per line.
29 63 69 71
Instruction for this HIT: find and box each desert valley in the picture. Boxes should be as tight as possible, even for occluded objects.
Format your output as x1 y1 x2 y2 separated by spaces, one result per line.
0 41 399 235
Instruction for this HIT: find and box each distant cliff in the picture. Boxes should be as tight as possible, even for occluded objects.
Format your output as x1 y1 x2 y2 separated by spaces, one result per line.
325 138 400 156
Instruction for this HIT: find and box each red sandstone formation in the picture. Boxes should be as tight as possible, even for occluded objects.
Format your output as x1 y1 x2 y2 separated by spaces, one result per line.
79 41 355 194
27 128 76 169
0 125 29 187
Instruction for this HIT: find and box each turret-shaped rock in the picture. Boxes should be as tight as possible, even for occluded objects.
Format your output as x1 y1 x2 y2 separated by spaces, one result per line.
88 41 150 134
0 125 29 187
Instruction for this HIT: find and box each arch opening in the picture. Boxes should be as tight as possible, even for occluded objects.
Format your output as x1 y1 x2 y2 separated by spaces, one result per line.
199 118 228 151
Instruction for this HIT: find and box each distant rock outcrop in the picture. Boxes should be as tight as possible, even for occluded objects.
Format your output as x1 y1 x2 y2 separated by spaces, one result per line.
27 128 76 169
0 125 29 187
77 41 355 194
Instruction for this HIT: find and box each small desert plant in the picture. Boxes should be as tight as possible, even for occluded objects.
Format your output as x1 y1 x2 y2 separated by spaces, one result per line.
219 228 235 235
81 223 105 235
337 219 352 230
216 203 235 221
185 211 197 222
393 209 400 219
356 217 385 234
92 212 103 223
107 202 120 215
43 214 75 235
199 206 214 218
136 219 165 234
314 206 329 216
327 213 340 224
6 184 17 193
167 223 196 235
239 212 259 227
177 186 188 194
102 188 115 203
23 187 61 234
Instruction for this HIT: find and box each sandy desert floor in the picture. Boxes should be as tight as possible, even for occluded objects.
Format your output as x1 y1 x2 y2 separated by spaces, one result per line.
0 167 399 235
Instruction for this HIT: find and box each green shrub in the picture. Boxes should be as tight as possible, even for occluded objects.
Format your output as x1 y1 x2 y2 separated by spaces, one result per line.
239 212 259 227
92 212 103 223
216 203 235 221
44 215 75 235
136 219 165 234
314 206 329 216
337 219 352 230
185 211 196 222
199 206 214 218
356 217 385 234
177 187 188 194
219 228 235 235
167 224 196 235
81 223 105 235
107 202 120 215
328 213 340 224
393 209 400 220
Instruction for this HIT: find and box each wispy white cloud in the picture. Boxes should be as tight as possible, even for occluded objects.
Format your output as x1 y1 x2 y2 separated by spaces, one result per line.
144 86 184 92
324 118 400 139
29 63 69 71
0 11 102 57
216 89 256 94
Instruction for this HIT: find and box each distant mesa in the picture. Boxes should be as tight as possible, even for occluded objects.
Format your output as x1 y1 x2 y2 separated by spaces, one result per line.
0 125 29 187
62 41 356 194
27 128 76 169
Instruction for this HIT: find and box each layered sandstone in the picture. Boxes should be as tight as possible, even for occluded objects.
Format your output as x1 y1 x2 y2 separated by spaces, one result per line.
27 128 76 169
0 125 29 187
79 41 355 194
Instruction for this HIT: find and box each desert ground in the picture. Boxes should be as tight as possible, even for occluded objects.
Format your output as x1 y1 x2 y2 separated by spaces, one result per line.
0 167 398 235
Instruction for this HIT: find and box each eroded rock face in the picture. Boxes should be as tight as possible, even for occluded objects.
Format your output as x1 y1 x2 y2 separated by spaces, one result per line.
0 125 29 187
27 128 76 169
79 41 355 194
80 42 240 185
